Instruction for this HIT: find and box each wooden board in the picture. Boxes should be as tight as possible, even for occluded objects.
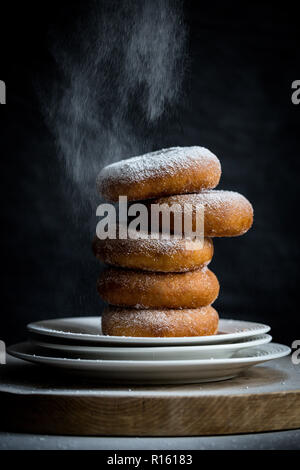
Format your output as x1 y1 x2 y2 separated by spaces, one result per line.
0 355 300 436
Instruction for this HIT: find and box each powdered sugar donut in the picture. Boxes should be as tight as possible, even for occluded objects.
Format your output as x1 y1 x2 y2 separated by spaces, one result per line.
97 266 219 309
150 190 253 237
97 146 221 202
102 306 219 337
93 235 214 272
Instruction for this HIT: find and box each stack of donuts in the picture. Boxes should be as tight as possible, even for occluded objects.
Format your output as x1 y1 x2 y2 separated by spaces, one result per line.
94 147 253 337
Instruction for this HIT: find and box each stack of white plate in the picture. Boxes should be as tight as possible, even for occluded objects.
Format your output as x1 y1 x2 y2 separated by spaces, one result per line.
7 317 290 384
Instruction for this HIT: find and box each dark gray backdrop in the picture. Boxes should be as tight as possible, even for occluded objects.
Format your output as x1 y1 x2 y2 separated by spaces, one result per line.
1 0 299 346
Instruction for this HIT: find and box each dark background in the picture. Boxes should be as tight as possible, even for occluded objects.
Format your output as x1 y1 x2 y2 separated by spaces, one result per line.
0 0 299 346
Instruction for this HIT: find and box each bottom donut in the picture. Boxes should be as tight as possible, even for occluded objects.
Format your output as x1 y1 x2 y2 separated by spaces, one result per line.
102 306 219 337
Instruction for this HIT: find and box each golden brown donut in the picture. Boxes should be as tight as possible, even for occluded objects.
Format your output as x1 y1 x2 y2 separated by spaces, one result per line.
97 267 219 309
148 190 253 237
97 146 221 202
93 235 214 272
102 306 219 337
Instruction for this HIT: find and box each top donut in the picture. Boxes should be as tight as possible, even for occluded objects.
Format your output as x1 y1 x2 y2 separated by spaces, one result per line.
97 146 221 202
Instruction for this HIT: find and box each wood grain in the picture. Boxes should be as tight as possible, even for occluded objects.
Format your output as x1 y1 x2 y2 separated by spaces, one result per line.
1 356 300 436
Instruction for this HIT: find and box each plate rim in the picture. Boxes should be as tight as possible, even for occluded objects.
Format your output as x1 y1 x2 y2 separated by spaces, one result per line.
7 341 291 367
32 333 272 353
27 317 271 345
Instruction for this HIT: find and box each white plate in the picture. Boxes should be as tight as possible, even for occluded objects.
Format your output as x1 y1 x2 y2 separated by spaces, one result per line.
27 317 271 346
31 334 272 360
7 342 290 384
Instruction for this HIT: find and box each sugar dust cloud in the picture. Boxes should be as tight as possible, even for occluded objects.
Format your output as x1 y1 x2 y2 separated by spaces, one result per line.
44 0 187 216
40 0 187 315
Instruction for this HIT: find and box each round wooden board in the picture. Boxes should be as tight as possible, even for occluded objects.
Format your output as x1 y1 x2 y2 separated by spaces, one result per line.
0 355 300 436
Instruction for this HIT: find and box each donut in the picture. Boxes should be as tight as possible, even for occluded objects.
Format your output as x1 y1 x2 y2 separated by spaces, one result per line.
93 235 214 272
102 306 219 337
97 267 219 309
97 146 221 202
147 190 253 237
